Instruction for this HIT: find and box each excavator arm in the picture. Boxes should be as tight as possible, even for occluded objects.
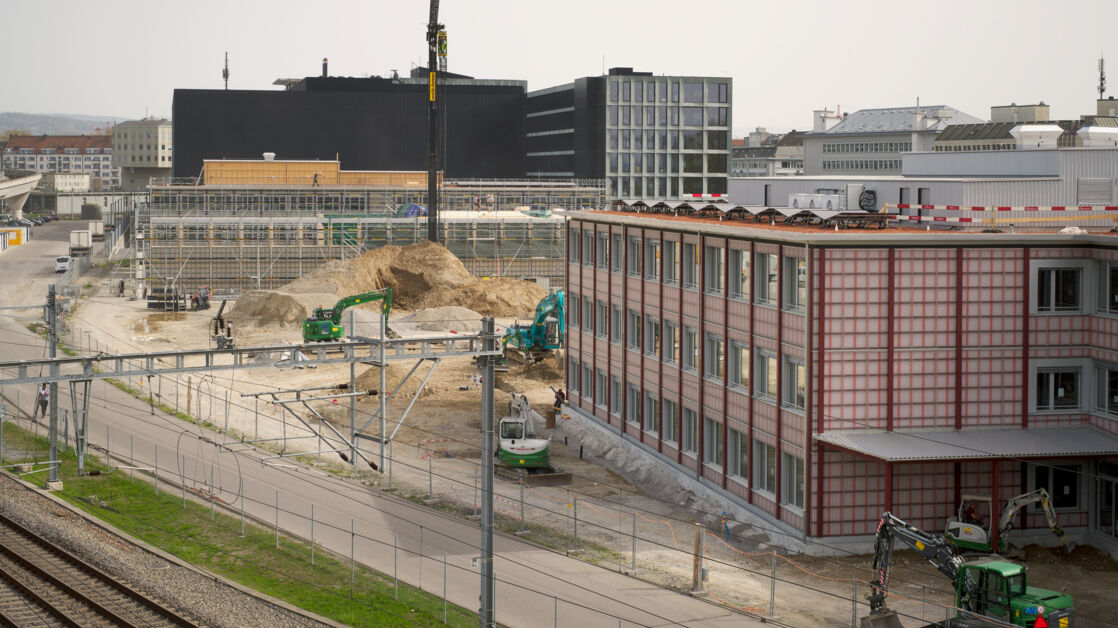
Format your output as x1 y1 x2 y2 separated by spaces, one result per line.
321 288 393 325
999 488 1073 551
868 512 963 615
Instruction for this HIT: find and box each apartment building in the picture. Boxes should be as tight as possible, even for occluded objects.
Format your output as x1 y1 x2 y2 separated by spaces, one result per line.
1 135 118 189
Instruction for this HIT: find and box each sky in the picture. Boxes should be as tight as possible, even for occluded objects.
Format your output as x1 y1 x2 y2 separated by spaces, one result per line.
5 0 1118 136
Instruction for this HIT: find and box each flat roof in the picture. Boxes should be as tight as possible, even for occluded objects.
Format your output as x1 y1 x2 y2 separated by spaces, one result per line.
815 427 1118 462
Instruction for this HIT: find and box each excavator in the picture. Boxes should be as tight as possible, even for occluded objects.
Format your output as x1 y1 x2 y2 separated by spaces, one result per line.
302 288 393 342
502 290 564 363
944 489 1073 556
863 512 1074 628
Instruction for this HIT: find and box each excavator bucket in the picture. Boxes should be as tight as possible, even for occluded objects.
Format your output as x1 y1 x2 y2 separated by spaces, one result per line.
860 610 903 628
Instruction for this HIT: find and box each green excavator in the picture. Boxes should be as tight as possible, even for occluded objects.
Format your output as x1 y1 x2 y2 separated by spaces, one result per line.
302 288 393 342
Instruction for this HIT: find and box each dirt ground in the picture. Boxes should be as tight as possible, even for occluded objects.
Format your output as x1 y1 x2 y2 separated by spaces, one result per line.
63 242 1118 627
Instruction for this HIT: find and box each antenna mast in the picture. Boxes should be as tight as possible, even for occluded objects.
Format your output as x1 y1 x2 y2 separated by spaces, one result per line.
1100 55 1107 100
223 52 230 90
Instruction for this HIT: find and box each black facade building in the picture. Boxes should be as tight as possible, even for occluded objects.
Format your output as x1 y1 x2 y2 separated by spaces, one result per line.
172 73 526 179
526 68 732 198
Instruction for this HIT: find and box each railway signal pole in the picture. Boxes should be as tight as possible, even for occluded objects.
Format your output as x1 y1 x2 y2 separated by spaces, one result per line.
47 285 61 488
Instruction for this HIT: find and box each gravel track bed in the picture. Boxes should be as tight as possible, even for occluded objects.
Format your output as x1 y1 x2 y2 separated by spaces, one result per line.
0 472 334 628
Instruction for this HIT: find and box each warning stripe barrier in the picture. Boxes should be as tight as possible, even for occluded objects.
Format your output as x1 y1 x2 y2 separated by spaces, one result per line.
893 203 1118 212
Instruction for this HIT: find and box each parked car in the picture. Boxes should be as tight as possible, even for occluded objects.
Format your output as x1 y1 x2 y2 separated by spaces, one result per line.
54 256 71 273
16 219 34 227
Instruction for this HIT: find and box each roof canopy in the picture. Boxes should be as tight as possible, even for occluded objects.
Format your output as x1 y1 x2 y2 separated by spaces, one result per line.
815 427 1118 462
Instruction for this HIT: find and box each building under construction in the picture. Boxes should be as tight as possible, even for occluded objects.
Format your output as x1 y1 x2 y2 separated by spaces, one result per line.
141 159 606 293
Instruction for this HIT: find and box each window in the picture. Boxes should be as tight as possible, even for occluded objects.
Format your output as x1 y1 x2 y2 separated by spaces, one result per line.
782 357 806 410
1036 368 1079 410
729 249 750 299
609 375 621 414
626 383 641 426
753 441 777 494
1033 463 1081 509
729 343 750 390
644 392 660 433
595 369 607 406
1037 268 1080 313
704 334 724 380
663 241 679 284
682 243 697 289
596 233 608 269
622 81 631 101
568 358 579 392
781 453 805 509
582 231 593 266
1107 264 1118 314
755 253 778 305
596 300 607 337
663 322 679 364
581 363 592 395
1096 364 1118 415
704 245 724 294
783 257 806 311
611 234 622 272
683 82 703 103
569 291 579 328
626 309 641 349
728 428 747 480
644 240 660 279
627 237 641 276
682 326 698 371
755 351 778 399
582 297 592 331
662 399 679 443
570 229 580 263
609 81 618 102
644 315 660 357
610 305 622 343
701 416 723 465
681 407 698 453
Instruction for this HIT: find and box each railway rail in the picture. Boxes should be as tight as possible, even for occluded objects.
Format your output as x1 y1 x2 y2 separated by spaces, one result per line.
0 511 199 628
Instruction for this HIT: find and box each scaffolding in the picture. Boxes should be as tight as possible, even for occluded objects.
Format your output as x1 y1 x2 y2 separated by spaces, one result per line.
142 179 602 293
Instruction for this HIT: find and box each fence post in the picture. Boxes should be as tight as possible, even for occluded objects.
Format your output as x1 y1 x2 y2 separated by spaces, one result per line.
351 518 355 589
474 466 479 516
631 512 637 572
181 454 186 508
851 580 858 628
443 551 447 624
239 475 244 536
554 595 558 628
1 411 5 463
224 390 229 431
690 523 702 593
130 434 134 483
275 490 280 548
393 533 398 600
311 503 315 566
519 477 525 533
106 424 110 468
186 376 191 416
154 444 158 496
428 454 433 498
769 552 777 618
254 397 259 441
388 440 393 488
210 464 215 520
573 497 579 551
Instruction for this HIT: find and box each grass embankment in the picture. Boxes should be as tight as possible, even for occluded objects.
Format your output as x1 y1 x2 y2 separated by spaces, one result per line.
0 421 479 627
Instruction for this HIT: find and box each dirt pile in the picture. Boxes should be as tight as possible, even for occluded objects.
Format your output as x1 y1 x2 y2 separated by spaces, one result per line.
281 242 544 318
354 361 477 400
226 291 338 327
403 306 483 332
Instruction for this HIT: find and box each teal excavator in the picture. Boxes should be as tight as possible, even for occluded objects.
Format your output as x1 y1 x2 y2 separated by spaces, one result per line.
502 290 564 362
302 288 393 342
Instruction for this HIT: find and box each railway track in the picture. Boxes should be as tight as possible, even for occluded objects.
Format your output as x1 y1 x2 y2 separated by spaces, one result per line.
0 511 199 628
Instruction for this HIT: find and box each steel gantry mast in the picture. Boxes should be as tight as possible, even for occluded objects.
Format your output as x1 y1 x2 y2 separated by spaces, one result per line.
425 0 444 243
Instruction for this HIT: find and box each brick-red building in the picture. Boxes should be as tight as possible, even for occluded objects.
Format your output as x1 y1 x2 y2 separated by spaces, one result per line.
564 204 1118 551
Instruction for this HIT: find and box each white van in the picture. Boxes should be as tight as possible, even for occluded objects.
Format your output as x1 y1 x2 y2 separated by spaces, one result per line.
55 256 71 273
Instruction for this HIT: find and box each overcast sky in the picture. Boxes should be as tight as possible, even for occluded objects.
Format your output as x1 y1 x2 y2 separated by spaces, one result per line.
5 0 1117 135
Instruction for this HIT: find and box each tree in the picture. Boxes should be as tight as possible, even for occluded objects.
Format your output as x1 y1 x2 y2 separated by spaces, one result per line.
0 129 30 141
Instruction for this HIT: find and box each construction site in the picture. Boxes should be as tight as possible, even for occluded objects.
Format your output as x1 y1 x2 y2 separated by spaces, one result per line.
29 226 1110 628
139 159 605 294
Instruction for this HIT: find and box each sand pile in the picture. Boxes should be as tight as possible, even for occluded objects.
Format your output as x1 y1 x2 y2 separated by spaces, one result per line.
403 306 483 332
354 361 472 400
226 291 340 327
281 242 545 318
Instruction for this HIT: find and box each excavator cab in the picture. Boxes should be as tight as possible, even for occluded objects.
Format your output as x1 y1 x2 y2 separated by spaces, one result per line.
945 493 997 553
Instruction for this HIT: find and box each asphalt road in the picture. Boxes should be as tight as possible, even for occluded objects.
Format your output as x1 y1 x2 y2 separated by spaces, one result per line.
0 227 759 627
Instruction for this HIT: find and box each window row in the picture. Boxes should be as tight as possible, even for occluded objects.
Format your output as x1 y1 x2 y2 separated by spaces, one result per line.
821 160 902 171
565 359 803 509
607 105 729 128
608 129 730 151
609 175 727 197
608 80 728 105
822 141 911 154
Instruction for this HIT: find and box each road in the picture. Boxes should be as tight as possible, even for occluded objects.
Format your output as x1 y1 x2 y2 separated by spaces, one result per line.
0 223 760 627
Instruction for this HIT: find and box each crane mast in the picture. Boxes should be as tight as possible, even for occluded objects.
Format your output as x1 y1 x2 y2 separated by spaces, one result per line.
426 1 442 243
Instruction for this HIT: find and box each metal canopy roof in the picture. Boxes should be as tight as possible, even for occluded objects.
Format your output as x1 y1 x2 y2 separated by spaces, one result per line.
814 427 1118 462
